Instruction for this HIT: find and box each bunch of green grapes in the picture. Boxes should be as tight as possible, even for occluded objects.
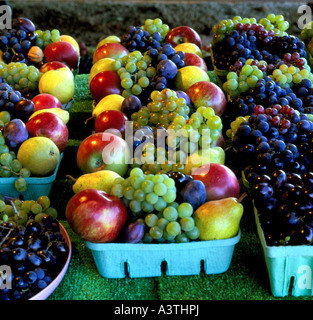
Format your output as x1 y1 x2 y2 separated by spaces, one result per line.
116 50 156 98
269 63 313 88
0 195 57 227
300 21 313 43
167 106 223 152
225 115 250 139
222 59 267 97
110 167 177 215
131 88 190 130
141 201 200 243
141 18 170 41
258 14 289 36
0 61 42 91
35 29 61 49
0 111 31 192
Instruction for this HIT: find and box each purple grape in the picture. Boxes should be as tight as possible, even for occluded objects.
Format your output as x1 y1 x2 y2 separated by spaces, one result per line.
120 95 141 118
156 59 177 79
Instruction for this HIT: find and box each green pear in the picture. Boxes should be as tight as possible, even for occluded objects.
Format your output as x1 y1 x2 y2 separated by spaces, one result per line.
193 197 243 240
69 170 123 194
184 146 225 175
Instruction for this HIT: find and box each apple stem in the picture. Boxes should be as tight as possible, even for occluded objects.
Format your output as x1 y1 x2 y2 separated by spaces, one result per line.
66 175 77 182
84 116 95 125
238 192 248 203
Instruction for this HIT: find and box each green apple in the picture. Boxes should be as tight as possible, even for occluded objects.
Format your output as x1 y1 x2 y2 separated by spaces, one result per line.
184 146 225 175
92 94 125 117
194 197 243 240
89 58 116 85
17 136 60 176
174 66 210 92
38 67 75 104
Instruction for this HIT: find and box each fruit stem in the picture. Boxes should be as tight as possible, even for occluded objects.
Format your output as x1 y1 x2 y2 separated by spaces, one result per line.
238 192 248 203
63 97 73 110
66 175 77 182
84 116 95 124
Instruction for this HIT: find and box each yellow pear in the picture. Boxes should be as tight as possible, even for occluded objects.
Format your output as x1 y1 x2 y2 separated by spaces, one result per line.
69 170 123 194
184 146 225 175
89 58 116 85
92 94 125 117
28 108 70 124
193 197 244 241
96 36 121 49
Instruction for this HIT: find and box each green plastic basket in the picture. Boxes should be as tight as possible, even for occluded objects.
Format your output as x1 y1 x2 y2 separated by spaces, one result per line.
254 207 313 297
0 153 63 201
85 230 241 278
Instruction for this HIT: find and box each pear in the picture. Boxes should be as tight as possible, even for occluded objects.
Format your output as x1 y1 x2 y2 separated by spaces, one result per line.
193 197 244 241
92 94 125 118
28 108 70 124
184 146 225 175
67 170 123 194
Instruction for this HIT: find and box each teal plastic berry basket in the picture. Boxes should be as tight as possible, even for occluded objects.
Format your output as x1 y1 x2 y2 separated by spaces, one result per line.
85 230 241 278
0 153 63 201
254 207 313 297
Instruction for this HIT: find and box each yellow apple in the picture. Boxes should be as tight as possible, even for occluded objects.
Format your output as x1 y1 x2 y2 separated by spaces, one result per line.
38 67 75 105
96 36 121 49
92 94 125 117
60 35 80 54
175 43 202 57
174 66 210 92
89 58 116 85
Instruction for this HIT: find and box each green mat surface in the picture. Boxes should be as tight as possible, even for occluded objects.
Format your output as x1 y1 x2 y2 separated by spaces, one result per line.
46 74 313 301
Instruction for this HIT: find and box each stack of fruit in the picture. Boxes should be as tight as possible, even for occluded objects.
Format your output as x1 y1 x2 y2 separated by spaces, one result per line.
66 18 244 246
0 17 78 197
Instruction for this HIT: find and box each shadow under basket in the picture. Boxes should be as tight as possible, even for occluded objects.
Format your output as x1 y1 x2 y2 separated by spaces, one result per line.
254 206 313 297
85 230 241 278
0 153 63 201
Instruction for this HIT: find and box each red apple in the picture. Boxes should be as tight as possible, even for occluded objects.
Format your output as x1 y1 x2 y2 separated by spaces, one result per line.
32 93 62 111
89 70 123 104
39 61 68 73
76 132 130 176
26 112 68 153
165 26 202 48
66 189 128 243
93 42 129 64
186 81 227 116
44 41 79 70
184 52 207 71
192 163 240 201
95 110 128 138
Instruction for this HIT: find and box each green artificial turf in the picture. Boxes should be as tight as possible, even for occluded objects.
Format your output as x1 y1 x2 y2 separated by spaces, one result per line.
47 74 313 301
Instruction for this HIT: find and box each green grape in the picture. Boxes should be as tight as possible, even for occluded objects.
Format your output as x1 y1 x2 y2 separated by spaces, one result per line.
14 177 28 192
138 76 149 88
0 152 13 166
19 168 31 178
177 202 193 218
180 217 195 232
175 233 189 243
0 200 5 212
157 217 169 230
145 192 158 204
121 77 133 89
186 226 200 240
166 221 181 237
31 203 43 214
129 200 141 213
162 206 178 221
141 180 154 193
21 200 34 213
149 226 163 240
44 206 58 219
145 213 158 227
34 212 46 223
36 195 51 210
131 84 142 95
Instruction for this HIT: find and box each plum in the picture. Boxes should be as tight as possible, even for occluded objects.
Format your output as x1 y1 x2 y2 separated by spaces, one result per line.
121 221 145 243
180 180 206 210
3 119 29 149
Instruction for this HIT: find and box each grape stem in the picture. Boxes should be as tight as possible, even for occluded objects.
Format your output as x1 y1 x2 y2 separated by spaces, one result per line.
238 192 248 203
66 175 77 182
2 166 21 176
0 224 13 248
84 116 95 125
10 200 22 225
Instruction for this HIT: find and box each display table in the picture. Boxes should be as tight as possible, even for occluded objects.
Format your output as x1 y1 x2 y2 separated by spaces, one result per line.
46 74 313 301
